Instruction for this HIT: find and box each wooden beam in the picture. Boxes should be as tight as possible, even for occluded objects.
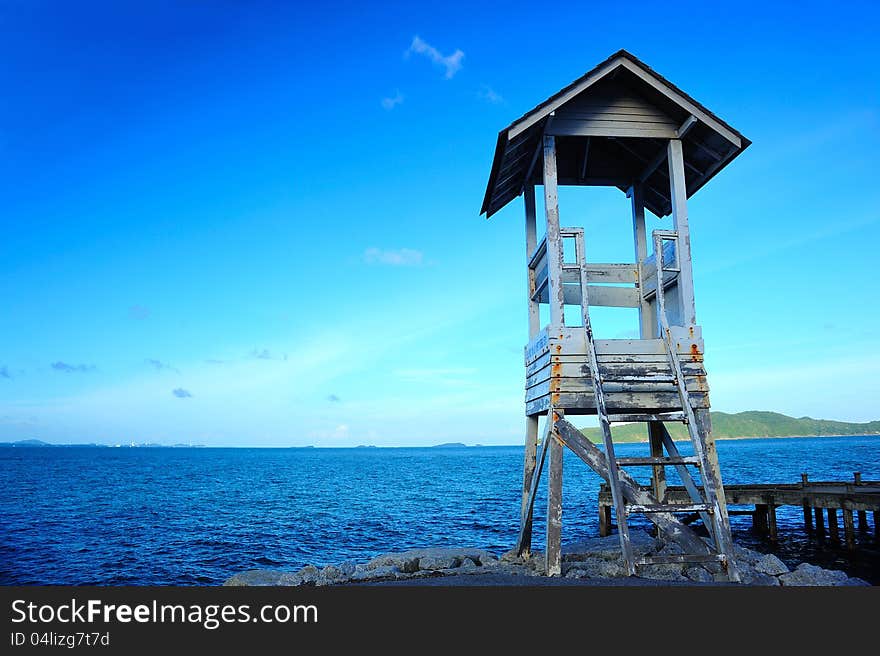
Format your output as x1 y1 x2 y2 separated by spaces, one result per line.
675 115 698 138
630 184 655 339
522 139 542 193
524 185 540 338
542 135 565 327
647 422 667 502
667 139 697 327
518 415 539 557
638 143 669 184
546 429 564 576
580 137 591 180
827 507 840 543
843 507 856 551
516 415 553 556
768 501 778 542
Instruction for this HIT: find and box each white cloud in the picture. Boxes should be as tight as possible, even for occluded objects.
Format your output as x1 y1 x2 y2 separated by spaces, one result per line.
363 247 424 266
381 90 404 110
478 85 503 104
406 36 464 79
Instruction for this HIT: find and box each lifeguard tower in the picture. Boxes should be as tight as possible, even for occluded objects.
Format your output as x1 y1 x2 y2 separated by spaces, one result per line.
481 50 750 580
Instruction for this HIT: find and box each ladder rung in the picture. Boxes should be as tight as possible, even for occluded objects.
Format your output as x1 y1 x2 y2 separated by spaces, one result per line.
637 553 726 566
606 412 687 423
616 456 701 467
626 503 713 515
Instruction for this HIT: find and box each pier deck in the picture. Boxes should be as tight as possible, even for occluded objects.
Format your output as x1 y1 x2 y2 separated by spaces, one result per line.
598 473 879 550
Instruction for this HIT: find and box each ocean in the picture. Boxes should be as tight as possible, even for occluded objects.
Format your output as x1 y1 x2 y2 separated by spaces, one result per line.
1 435 878 585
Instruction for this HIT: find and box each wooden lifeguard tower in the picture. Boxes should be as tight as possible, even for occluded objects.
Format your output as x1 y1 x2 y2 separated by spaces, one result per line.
481 50 751 580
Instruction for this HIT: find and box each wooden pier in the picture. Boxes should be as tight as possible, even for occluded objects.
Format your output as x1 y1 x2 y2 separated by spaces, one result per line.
599 472 880 550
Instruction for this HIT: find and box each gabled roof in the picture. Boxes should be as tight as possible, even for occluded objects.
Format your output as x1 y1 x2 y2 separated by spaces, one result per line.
481 50 751 218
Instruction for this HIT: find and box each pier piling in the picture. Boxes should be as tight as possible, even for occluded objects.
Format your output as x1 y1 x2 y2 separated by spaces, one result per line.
815 507 825 536
827 508 840 543
842 507 856 551
767 502 778 542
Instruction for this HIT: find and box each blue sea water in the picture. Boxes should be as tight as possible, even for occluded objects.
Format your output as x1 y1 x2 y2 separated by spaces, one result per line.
1 435 878 586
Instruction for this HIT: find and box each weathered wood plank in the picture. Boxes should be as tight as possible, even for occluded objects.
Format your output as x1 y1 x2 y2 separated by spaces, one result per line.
667 139 697 327
546 429 563 576
525 330 704 364
524 376 709 399
518 415 539 557
525 390 710 415
843 507 856 551
546 121 677 139
516 415 552 556
525 356 705 379
525 185 540 338
542 135 565 327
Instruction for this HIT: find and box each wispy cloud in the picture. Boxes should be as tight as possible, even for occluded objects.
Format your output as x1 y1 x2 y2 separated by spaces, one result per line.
51 362 95 374
145 358 180 374
249 348 288 361
363 247 424 266
381 90 404 110
172 388 193 399
205 359 226 365
0 366 11 379
406 36 464 79
128 305 150 320
327 394 341 403
478 85 504 104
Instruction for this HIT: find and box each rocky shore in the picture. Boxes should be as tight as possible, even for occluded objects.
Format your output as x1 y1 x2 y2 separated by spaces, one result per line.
224 532 870 587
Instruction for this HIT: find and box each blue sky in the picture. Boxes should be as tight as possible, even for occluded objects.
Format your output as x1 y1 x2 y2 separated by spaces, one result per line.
1 1 878 446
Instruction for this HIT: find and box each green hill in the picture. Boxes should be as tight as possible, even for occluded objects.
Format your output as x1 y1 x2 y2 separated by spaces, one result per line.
580 411 880 443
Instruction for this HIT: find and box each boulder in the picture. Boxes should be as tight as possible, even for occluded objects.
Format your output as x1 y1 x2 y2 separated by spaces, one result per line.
223 570 287 587
637 563 688 582
684 567 714 583
563 530 657 561
458 557 479 573
739 568 781 586
779 563 869 587
367 552 420 573
351 565 403 582
754 554 789 576
419 555 461 570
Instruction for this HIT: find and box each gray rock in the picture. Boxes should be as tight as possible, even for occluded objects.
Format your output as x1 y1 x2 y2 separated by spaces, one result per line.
733 544 763 566
367 552 420 573
291 564 320 586
563 530 657 561
337 560 357 577
739 569 781 586
563 557 624 579
458 557 479 573
419 555 461 570
351 564 402 582
500 548 525 564
638 563 687 582
779 563 869 587
754 553 789 576
223 570 287 586
684 567 714 583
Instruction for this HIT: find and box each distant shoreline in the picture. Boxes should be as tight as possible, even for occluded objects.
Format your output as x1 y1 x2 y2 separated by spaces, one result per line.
2 432 880 449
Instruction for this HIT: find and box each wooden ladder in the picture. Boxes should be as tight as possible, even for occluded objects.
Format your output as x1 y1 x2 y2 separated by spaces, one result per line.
566 227 739 580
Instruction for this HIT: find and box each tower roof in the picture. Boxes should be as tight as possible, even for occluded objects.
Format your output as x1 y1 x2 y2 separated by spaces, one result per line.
481 50 750 218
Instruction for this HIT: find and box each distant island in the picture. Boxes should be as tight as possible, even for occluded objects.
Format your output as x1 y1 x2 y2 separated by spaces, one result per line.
580 411 880 443
431 442 468 449
0 439 205 448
